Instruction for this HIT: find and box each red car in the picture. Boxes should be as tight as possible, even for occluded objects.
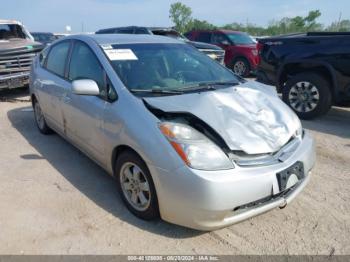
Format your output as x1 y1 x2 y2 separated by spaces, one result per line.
185 30 259 76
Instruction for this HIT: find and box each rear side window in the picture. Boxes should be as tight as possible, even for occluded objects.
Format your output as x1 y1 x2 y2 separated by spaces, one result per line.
68 41 105 94
46 41 70 77
39 47 50 66
211 33 228 44
197 32 211 43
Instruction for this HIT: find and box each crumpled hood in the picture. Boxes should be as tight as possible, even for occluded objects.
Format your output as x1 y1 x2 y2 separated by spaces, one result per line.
144 81 301 154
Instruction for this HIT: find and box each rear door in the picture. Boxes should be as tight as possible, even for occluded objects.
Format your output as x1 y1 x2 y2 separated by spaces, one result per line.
211 32 231 50
61 40 110 165
36 40 72 133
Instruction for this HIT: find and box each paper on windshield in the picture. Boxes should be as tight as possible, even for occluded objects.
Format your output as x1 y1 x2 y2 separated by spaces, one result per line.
104 49 138 61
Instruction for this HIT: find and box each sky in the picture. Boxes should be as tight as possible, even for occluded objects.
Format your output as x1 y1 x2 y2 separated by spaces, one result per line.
1 0 349 33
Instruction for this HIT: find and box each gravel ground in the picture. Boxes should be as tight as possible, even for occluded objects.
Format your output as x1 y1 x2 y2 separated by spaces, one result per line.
0 88 349 255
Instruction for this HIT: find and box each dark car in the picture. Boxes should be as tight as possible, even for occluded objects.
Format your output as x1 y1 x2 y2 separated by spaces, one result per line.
185 30 259 77
257 32 350 119
95 26 225 64
30 32 56 46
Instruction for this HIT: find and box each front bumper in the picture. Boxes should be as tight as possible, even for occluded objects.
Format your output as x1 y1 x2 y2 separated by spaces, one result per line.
150 131 316 231
0 72 30 89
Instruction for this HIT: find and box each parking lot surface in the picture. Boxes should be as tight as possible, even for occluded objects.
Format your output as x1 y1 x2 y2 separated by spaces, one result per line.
0 88 349 255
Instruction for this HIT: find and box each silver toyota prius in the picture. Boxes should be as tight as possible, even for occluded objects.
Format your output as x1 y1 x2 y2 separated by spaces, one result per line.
29 34 316 230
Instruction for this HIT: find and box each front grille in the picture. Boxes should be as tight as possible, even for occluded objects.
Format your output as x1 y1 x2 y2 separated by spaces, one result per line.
229 135 300 167
199 49 225 63
0 48 40 76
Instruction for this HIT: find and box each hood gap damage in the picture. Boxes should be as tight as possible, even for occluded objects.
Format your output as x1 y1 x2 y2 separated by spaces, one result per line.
143 100 231 154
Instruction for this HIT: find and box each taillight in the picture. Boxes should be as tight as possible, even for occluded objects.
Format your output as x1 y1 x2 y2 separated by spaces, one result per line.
257 42 264 54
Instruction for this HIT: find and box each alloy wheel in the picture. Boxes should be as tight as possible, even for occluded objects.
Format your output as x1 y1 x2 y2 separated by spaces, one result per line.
233 61 246 76
120 162 151 211
288 81 320 113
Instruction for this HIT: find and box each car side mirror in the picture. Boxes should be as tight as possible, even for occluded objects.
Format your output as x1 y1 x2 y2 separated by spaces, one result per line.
72 79 100 96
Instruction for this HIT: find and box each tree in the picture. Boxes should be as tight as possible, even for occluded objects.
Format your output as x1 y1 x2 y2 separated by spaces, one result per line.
189 19 216 31
327 19 350 31
169 2 193 33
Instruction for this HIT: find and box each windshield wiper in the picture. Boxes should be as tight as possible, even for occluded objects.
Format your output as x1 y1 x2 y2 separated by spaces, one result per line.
129 88 184 95
179 81 239 92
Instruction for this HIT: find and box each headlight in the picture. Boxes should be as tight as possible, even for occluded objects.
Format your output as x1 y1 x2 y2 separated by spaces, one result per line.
251 49 258 56
159 122 234 171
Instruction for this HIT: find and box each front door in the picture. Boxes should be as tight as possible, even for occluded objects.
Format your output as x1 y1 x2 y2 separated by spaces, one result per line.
61 40 108 165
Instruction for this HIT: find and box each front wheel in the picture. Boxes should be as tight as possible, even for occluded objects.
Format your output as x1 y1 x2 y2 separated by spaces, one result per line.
115 150 159 220
282 73 332 119
231 58 250 77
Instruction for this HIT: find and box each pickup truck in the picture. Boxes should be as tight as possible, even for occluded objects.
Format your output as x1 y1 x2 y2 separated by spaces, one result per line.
0 20 43 90
257 32 350 119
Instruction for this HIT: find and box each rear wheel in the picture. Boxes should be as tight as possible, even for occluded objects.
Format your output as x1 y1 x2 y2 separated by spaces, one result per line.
115 150 159 220
283 73 332 119
33 99 52 134
231 58 250 77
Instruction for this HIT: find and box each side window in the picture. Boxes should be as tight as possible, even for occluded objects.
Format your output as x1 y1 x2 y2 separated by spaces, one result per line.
39 46 50 66
197 32 211 43
135 28 148 34
45 41 70 77
211 33 228 44
68 41 106 96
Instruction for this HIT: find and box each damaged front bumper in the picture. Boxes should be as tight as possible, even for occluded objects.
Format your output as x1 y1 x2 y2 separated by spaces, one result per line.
149 130 315 231
0 72 30 89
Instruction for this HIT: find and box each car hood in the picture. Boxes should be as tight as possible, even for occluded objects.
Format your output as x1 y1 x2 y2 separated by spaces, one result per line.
0 38 43 52
144 81 301 154
186 40 223 51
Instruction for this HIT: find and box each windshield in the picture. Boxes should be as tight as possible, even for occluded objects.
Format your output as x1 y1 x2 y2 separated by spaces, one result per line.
226 33 255 45
107 43 238 93
0 24 26 40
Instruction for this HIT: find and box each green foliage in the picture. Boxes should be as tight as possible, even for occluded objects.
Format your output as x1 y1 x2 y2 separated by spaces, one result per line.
169 3 348 36
326 19 350 31
189 19 217 31
169 2 193 33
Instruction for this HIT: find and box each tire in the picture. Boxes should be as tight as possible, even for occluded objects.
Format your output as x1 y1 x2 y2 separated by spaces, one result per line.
231 57 250 77
115 150 159 220
282 73 332 120
33 98 53 134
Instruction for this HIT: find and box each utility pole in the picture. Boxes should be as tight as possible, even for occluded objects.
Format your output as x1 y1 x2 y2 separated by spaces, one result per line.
337 12 342 31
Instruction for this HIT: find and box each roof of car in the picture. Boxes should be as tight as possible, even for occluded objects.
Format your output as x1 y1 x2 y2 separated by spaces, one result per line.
31 32 54 35
0 19 21 25
189 29 245 34
67 34 184 45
